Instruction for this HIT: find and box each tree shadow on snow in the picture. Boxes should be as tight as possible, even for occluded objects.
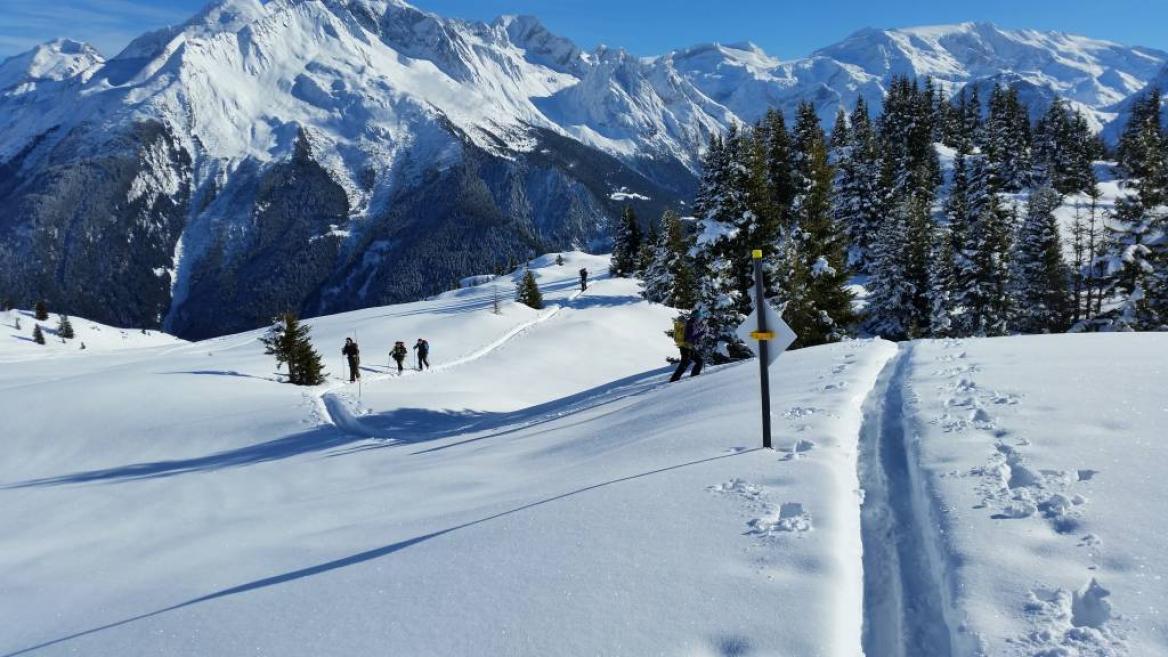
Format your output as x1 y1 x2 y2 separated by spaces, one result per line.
0 447 760 657
0 425 359 489
0 367 674 489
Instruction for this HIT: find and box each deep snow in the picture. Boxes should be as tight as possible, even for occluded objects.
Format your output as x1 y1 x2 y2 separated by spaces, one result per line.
1 254 1165 657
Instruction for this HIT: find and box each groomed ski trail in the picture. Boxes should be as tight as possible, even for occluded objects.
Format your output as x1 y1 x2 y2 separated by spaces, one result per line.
858 344 959 657
315 284 590 438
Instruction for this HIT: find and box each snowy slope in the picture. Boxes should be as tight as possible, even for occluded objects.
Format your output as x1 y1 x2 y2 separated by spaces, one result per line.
2 254 1167 656
0 253 897 656
0 309 184 363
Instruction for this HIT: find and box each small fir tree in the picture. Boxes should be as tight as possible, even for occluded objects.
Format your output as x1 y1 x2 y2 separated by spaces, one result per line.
34 300 48 321
56 314 75 340
259 313 326 386
516 269 544 310
32 324 45 345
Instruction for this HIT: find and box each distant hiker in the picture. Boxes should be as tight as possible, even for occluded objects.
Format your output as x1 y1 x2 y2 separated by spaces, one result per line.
391 341 408 374
669 310 706 382
579 268 589 292
413 338 430 370
342 338 361 382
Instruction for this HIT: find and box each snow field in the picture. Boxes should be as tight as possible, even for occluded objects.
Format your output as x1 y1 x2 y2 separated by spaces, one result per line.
2 254 1166 656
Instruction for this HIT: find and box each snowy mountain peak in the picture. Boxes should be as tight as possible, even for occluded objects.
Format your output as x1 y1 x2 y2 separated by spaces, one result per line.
0 38 104 92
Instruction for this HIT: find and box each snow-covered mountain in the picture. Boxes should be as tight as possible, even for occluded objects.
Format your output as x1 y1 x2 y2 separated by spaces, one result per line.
668 23 1167 132
0 3 1164 338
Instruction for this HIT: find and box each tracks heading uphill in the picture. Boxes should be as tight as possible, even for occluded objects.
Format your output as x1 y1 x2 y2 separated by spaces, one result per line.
858 345 955 657
316 284 587 438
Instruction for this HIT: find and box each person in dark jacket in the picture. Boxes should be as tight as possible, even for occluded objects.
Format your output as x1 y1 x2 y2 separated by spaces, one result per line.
413 338 430 370
579 267 588 292
342 338 361 382
669 310 706 382
391 341 408 374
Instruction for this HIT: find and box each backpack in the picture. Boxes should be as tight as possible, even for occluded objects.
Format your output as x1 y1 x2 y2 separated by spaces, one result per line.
673 318 688 348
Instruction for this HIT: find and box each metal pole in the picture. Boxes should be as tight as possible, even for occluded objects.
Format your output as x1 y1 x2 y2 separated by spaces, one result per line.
752 250 772 450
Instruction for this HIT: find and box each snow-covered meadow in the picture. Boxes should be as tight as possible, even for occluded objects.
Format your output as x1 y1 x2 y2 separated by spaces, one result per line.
1 254 1164 656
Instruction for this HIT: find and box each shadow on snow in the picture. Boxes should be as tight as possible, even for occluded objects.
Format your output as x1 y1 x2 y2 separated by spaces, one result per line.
1 448 761 657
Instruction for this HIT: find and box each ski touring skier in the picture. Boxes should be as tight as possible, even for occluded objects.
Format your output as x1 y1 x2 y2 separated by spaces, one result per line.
669 310 706 383
579 267 589 292
391 341 408 374
413 338 430 370
342 337 361 383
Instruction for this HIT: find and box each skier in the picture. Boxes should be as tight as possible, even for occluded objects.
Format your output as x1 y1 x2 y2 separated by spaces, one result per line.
391 341 408 374
579 267 589 292
342 337 361 383
669 310 706 382
413 338 430 370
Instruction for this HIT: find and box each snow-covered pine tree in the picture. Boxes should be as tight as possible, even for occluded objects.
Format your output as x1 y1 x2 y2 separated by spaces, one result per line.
1032 99 1099 196
1116 87 1167 208
641 210 696 309
34 300 48 321
1011 185 1072 333
960 194 1015 336
1104 89 1168 330
927 225 959 338
56 314 75 340
761 109 798 230
946 153 993 336
260 313 326 386
690 126 756 358
866 192 932 340
985 85 1032 192
516 269 544 310
833 97 884 272
778 102 855 347
32 324 45 345
609 206 643 277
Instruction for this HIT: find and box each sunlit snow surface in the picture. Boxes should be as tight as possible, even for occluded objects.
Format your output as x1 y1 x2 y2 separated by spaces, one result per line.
1 253 1165 656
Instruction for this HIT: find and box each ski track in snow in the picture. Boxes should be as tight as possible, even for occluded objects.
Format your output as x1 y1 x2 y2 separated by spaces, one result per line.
315 284 590 439
859 344 956 657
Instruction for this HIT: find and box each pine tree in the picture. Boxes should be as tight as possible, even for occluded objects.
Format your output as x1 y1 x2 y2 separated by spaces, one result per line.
1116 87 1167 208
260 313 326 386
866 193 932 340
960 194 1015 336
946 153 994 336
1033 99 1098 195
1011 186 1072 333
690 131 749 358
555 254 564 266
56 314 75 340
610 206 643 277
516 269 544 310
641 210 696 309
34 300 48 321
927 226 959 338
985 85 1032 192
778 102 855 347
32 324 45 345
1100 194 1164 330
833 96 884 272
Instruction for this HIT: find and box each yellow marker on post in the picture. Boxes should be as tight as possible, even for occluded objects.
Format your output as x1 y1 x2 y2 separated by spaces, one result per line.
752 249 763 260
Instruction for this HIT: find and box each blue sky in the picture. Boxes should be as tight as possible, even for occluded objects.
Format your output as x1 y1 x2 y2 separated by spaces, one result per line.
3 0 1166 60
